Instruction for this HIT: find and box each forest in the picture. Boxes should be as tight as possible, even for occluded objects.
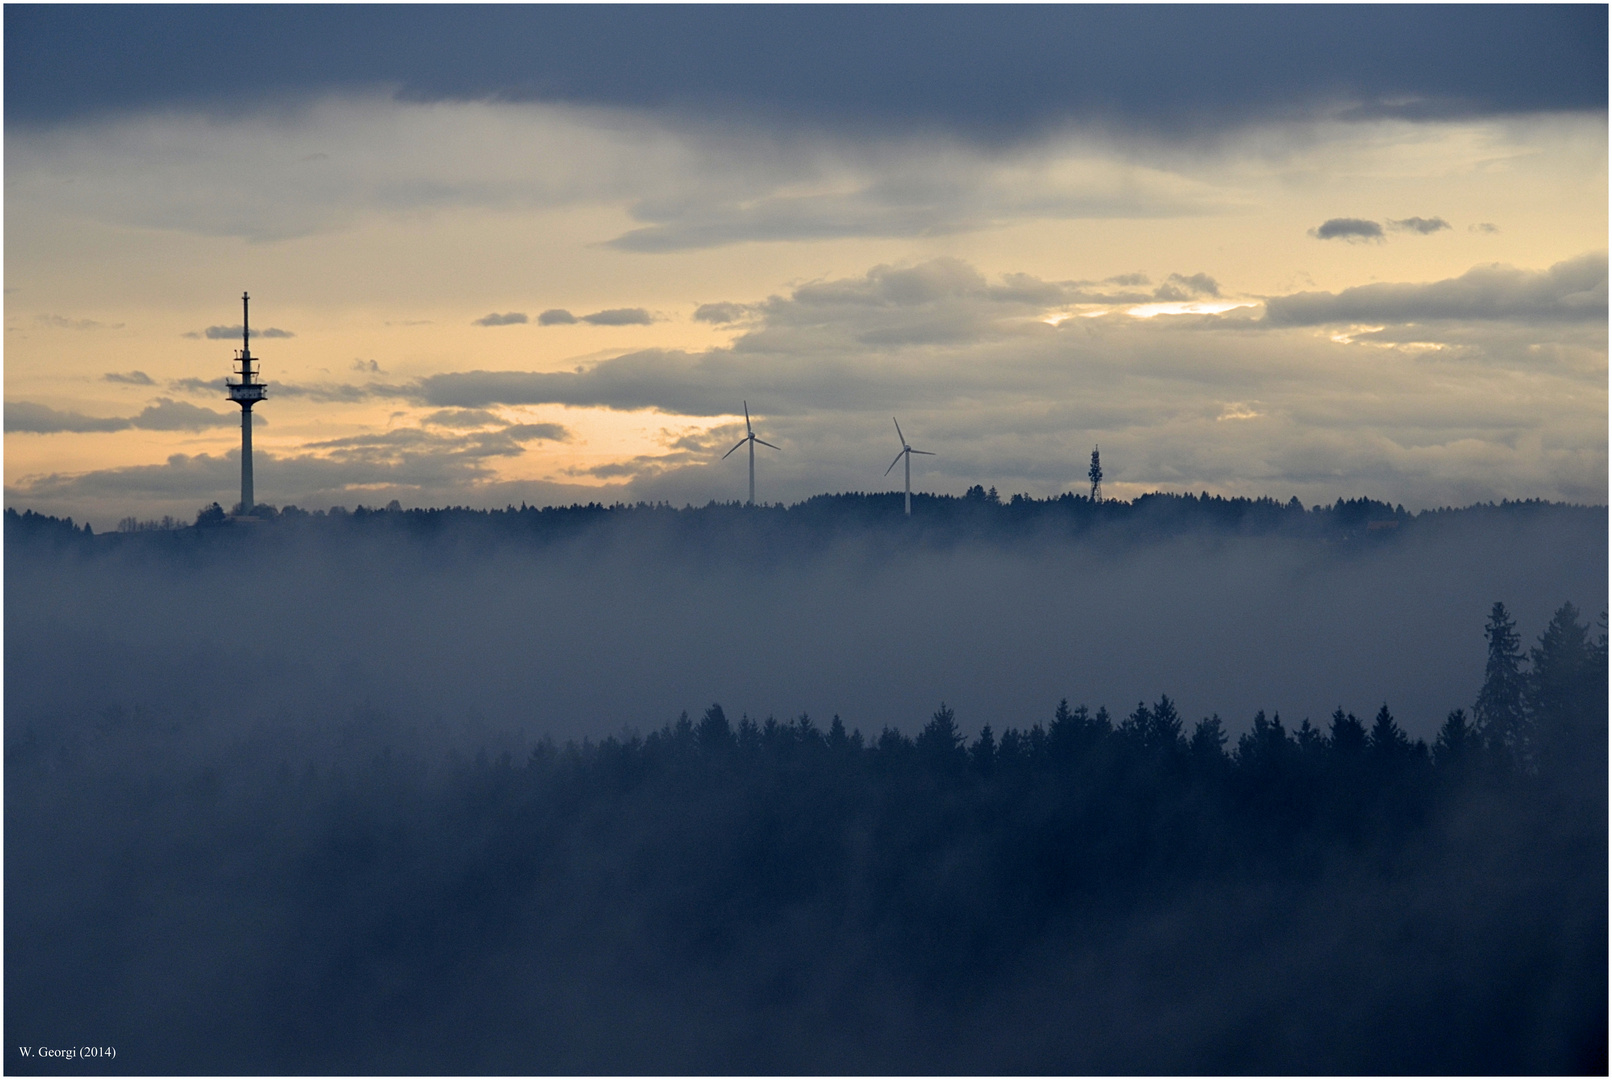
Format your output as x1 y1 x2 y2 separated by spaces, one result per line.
4 495 1607 1073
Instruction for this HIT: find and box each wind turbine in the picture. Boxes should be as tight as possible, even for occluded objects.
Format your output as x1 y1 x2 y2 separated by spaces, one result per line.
885 417 935 516
721 401 779 505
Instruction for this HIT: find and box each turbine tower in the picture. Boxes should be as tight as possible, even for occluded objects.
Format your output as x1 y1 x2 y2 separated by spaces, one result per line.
885 417 935 516
721 401 779 505
224 292 267 514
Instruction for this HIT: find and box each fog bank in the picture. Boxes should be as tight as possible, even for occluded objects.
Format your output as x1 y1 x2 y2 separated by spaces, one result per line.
7 498 1604 747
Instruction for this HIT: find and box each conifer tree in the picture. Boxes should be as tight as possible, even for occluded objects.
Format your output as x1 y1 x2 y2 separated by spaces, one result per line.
1433 709 1473 769
917 703 967 770
697 703 732 752
1189 715 1228 762
1149 694 1183 750
1329 708 1367 755
1474 601 1528 767
1525 602 1603 784
970 724 997 776
1368 703 1409 756
827 714 849 752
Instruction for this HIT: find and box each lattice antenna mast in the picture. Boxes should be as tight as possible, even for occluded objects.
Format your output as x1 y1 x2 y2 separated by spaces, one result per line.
1089 445 1102 503
225 292 268 513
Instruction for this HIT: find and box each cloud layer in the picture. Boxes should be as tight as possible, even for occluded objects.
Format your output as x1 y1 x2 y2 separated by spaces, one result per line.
474 312 528 327
13 252 1600 525
9 7 1605 137
1313 218 1384 242
1265 254 1607 327
189 324 294 340
8 398 238 434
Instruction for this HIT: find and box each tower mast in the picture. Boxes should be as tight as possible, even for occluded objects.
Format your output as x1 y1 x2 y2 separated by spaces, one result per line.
225 292 267 513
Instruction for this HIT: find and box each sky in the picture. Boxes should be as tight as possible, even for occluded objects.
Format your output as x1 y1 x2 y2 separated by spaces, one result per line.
5 5 1607 528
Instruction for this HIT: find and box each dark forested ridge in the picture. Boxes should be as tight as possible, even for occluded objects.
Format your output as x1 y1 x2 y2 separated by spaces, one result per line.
5 495 1607 1073
9 488 1600 554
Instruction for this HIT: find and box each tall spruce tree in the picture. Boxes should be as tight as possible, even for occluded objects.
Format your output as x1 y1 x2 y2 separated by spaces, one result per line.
1525 602 1604 786
1474 601 1528 768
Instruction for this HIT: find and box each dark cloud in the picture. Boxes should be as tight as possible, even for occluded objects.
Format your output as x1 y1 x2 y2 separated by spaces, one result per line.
538 309 579 325
169 377 223 395
7 401 131 434
502 422 570 443
1064 287 1154 305
1264 254 1607 327
8 7 1604 138
1471 223 1501 234
5 444 603 522
1389 217 1452 235
352 359 384 373
566 426 727 481
270 381 412 403
1105 273 1151 287
594 161 1207 252
412 260 1150 416
1169 273 1220 298
197 324 293 339
422 408 503 429
582 308 655 326
129 397 237 432
473 312 528 327
39 314 122 331
302 428 514 458
418 360 703 414
103 370 155 385
1311 218 1385 242
693 302 750 325
1153 273 1221 301
7 397 237 434
989 273 1071 306
604 194 979 252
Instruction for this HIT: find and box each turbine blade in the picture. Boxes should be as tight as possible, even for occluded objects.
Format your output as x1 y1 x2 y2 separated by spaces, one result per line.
722 438 748 459
885 450 906 476
892 417 905 445
911 449 936 456
755 439 781 451
744 401 752 435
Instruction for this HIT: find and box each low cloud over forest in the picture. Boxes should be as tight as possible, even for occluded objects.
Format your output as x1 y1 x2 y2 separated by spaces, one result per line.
7 495 1605 745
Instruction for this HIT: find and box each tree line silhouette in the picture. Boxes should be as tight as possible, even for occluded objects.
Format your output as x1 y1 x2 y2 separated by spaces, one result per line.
9 490 1599 568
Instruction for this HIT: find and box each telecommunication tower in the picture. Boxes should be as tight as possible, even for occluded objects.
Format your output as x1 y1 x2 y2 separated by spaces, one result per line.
225 292 268 514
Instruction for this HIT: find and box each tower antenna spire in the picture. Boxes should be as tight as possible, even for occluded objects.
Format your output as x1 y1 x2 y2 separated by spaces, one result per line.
225 292 268 514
